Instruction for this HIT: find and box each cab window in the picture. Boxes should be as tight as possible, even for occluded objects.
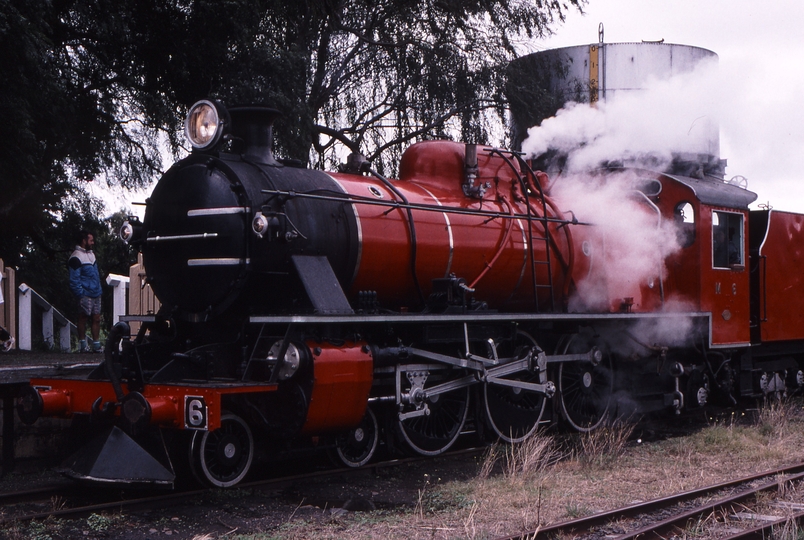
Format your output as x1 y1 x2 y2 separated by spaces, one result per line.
712 211 743 268
674 202 695 248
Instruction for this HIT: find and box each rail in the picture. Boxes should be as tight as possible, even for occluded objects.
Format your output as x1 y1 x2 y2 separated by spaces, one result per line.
497 461 804 540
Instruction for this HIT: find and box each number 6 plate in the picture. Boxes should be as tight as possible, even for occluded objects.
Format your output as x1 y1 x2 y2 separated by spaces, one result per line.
184 396 208 430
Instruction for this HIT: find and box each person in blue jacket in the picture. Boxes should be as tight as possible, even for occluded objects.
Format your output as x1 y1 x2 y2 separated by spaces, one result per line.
68 230 103 352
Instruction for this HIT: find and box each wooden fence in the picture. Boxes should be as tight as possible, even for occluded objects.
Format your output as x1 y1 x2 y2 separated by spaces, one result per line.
0 259 15 349
127 253 160 334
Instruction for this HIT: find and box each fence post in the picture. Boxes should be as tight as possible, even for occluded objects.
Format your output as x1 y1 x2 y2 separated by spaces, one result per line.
0 260 16 348
42 306 54 348
128 253 160 335
18 284 32 350
58 320 71 351
106 274 130 325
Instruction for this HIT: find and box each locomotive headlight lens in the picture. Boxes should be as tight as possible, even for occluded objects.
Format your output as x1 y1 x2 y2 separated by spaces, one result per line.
252 213 268 238
119 221 134 244
185 100 224 150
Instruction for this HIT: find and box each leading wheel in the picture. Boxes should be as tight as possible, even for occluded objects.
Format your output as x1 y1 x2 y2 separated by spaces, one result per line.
190 413 254 487
334 407 379 467
557 335 613 432
397 369 470 456
483 331 547 443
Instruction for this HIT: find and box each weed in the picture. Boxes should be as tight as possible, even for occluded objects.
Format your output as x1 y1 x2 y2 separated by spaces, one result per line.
702 424 735 446
462 500 481 539
24 517 64 540
28 521 52 540
771 516 802 540
87 512 120 532
87 513 108 532
576 419 635 466
755 398 801 440
414 473 432 519
564 502 592 519
478 443 500 480
684 514 709 537
422 488 475 514
50 494 66 511
503 432 561 479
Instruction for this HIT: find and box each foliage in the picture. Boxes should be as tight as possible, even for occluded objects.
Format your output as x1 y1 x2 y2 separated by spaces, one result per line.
1 0 584 311
86 513 113 532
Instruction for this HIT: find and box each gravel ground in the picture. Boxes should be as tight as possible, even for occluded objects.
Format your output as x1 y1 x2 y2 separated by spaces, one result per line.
0 450 479 539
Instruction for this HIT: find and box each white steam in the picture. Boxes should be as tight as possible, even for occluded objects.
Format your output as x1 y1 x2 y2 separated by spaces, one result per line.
523 59 722 318
521 58 721 173
554 171 682 313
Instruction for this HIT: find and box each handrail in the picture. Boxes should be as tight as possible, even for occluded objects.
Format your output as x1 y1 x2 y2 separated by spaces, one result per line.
17 283 76 351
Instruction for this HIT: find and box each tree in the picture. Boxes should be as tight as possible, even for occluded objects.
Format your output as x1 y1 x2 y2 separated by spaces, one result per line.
1 0 584 297
221 0 586 173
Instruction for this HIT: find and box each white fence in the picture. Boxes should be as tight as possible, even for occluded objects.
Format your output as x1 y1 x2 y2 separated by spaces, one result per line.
17 283 75 351
15 274 129 352
106 273 130 325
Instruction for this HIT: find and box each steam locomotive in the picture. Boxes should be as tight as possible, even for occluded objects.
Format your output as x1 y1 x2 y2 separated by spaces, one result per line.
16 99 804 488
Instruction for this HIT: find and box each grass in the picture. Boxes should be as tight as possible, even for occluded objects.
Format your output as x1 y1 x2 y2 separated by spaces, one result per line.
425 398 804 540
3 516 65 540
573 418 636 466
771 520 804 540
425 398 799 539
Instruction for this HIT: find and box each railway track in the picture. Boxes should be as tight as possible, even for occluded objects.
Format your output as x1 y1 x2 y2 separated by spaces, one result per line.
0 446 485 526
500 461 804 540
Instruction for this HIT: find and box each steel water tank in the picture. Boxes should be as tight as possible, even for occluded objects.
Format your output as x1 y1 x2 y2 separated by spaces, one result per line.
507 41 720 165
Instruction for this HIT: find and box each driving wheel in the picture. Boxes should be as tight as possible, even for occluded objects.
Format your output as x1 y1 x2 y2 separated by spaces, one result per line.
557 335 613 432
397 368 470 456
483 331 547 442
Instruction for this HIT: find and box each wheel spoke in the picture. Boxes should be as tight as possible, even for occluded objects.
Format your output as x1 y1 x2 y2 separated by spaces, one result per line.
484 331 546 443
558 336 613 432
335 407 379 467
398 369 469 456
190 412 254 487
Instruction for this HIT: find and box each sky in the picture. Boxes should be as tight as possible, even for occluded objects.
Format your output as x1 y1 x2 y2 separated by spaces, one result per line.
97 0 804 216
528 0 804 212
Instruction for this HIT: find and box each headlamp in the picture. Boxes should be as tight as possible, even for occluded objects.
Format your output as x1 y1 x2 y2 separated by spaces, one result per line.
120 221 134 243
119 218 143 245
185 100 226 150
252 213 269 238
